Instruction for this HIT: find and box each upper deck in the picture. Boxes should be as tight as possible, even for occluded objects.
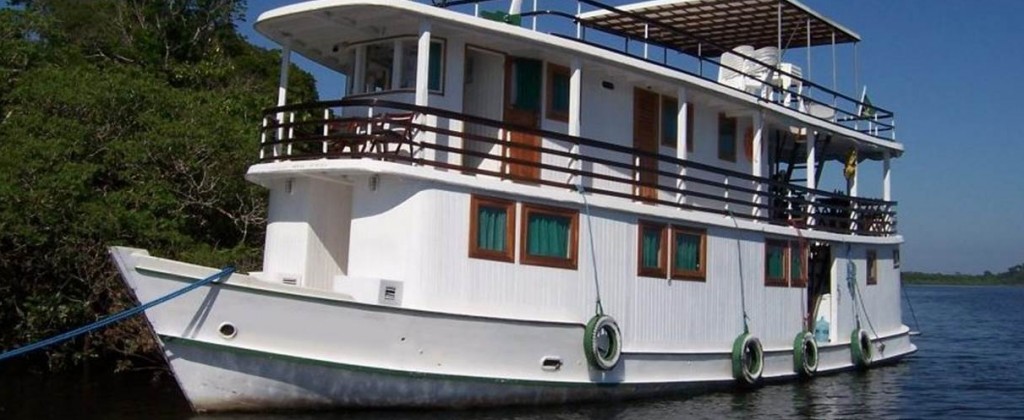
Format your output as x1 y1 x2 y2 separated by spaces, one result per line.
253 0 901 239
257 0 900 148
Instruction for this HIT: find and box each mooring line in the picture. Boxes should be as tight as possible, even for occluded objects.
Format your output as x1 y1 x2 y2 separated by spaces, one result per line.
0 266 235 362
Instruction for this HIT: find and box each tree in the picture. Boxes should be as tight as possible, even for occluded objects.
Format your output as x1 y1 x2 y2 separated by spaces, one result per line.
0 1 316 370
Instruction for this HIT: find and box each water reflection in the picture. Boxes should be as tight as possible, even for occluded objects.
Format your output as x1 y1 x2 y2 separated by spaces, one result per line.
5 286 1024 419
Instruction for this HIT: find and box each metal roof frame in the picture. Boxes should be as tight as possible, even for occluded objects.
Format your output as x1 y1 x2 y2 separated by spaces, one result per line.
577 0 860 56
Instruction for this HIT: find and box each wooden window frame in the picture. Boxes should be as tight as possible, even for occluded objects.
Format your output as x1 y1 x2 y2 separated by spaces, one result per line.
866 249 878 285
520 203 579 269
718 113 737 162
764 239 789 287
468 196 516 263
545 63 570 122
660 96 678 148
671 226 707 281
790 241 809 288
637 221 668 278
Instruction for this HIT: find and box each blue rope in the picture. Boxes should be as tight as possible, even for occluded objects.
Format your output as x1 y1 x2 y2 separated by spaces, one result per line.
0 266 235 362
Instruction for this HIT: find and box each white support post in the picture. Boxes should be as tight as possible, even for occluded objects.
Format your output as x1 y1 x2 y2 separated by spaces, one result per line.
883 150 892 201
275 46 291 158
806 131 817 225
752 112 763 218
415 21 433 162
848 157 859 232
643 24 649 59
415 21 432 107
676 86 689 205
568 58 582 184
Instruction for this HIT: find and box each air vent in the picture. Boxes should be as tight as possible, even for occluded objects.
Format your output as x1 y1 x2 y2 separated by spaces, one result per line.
378 280 403 306
282 277 298 286
541 356 563 371
601 81 615 90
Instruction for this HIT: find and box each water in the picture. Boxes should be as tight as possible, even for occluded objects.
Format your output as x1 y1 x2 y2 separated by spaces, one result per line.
3 285 1023 419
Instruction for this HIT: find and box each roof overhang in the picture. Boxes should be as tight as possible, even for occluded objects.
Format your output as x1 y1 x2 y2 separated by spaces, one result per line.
578 0 860 56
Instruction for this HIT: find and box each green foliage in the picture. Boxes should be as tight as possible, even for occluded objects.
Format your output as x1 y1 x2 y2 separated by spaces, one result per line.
0 1 317 370
903 263 1024 286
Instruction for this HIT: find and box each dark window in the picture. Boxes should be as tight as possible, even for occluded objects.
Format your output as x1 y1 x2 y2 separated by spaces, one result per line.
546 64 570 121
469 196 515 262
718 113 737 161
638 221 667 277
672 227 706 281
521 204 578 269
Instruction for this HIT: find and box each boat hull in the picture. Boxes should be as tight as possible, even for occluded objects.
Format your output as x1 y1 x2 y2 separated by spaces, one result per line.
110 246 916 412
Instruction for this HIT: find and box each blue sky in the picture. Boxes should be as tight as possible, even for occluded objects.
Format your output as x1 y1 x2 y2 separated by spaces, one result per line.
241 0 1023 275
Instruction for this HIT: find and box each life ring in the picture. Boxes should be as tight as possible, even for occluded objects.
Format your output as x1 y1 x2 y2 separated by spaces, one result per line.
731 333 764 386
843 148 858 180
792 331 819 377
583 314 622 371
850 328 873 369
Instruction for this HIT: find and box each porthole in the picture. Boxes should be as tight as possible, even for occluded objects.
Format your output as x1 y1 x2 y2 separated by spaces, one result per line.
218 322 237 339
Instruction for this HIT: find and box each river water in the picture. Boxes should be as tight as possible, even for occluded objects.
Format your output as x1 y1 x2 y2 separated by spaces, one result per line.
3 285 1023 419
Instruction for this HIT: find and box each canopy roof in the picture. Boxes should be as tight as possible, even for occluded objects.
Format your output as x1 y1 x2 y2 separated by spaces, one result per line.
577 0 860 57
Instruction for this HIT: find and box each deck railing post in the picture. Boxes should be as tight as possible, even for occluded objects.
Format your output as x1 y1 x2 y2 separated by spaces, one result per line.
322 108 330 156
676 86 689 205
567 57 582 185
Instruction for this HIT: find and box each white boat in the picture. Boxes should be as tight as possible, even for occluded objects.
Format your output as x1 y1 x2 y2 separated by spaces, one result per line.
111 0 915 412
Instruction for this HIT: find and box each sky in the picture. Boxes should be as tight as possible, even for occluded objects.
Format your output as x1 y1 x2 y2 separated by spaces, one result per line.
240 0 1024 275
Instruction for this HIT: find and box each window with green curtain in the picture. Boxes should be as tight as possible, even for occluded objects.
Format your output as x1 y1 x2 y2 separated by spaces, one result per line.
790 243 804 281
513 59 542 112
718 114 736 161
551 70 569 115
526 212 569 258
674 231 701 272
661 97 678 147
476 205 507 252
641 226 662 269
428 41 443 91
766 241 786 282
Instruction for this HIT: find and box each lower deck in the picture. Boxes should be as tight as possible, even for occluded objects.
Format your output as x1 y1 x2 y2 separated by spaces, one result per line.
249 161 903 354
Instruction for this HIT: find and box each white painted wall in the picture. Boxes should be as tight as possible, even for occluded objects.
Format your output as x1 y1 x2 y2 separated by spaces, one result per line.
333 180 904 352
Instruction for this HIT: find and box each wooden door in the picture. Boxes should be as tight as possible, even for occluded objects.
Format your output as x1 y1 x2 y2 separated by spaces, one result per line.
633 88 659 202
504 58 542 182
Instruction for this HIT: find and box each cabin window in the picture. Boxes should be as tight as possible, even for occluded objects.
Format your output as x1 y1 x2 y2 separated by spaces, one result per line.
363 42 394 93
893 248 901 269
510 58 543 112
765 239 789 286
790 241 808 287
469 196 515 262
671 226 706 281
546 64 570 122
867 249 878 285
355 38 444 95
398 39 445 92
637 221 667 277
660 96 678 147
521 204 578 269
718 113 737 162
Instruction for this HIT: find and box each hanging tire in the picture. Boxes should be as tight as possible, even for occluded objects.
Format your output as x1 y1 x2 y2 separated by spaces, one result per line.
731 333 764 386
850 328 873 369
792 331 819 378
584 314 622 371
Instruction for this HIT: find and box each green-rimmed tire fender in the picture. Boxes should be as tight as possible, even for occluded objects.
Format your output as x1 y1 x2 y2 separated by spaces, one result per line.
584 314 622 371
792 331 819 377
731 333 764 386
850 328 873 369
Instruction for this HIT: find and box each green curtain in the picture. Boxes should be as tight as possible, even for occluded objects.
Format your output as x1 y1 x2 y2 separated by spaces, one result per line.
428 42 443 91
476 206 507 252
527 213 569 258
766 244 785 279
718 116 736 160
661 99 678 145
790 245 803 280
513 59 542 112
551 72 569 114
674 232 700 271
641 227 662 269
